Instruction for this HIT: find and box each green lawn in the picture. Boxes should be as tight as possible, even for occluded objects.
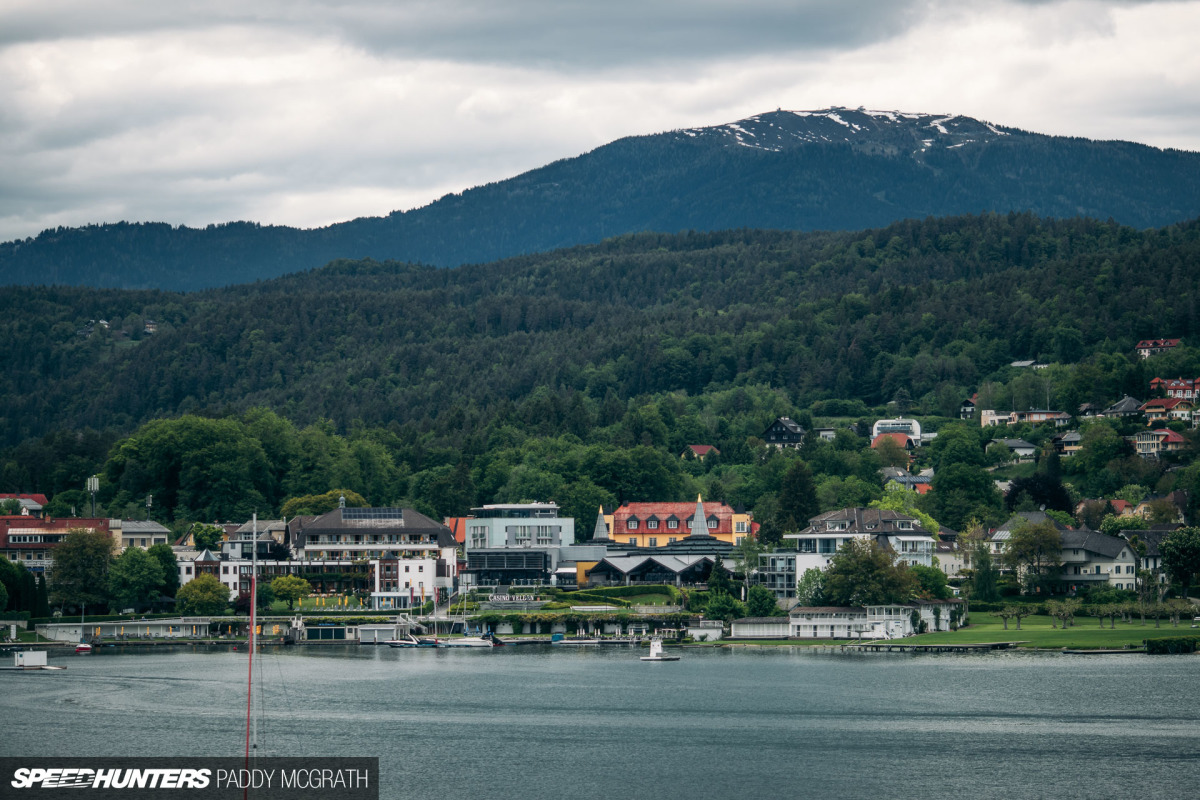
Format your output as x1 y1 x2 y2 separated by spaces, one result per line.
912 612 1198 649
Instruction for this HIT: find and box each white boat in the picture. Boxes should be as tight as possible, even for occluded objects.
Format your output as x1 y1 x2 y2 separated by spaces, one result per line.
437 636 495 648
385 635 427 648
74 643 93 654
552 634 600 645
640 638 679 662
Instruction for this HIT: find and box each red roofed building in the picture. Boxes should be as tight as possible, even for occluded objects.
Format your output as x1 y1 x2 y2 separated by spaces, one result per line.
872 432 915 450
681 445 720 461
1150 377 1200 400
607 497 754 548
0 494 49 518
1135 429 1187 458
1140 397 1193 425
1136 339 1181 359
0 516 112 574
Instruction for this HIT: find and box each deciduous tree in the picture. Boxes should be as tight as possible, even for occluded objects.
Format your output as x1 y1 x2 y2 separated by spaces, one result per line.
176 574 230 615
47 528 115 611
824 538 917 607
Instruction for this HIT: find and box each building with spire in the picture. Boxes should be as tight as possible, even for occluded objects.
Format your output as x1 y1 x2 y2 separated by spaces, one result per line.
604 496 755 548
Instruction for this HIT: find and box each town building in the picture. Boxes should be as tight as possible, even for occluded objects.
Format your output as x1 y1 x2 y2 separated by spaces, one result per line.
1136 339 1181 359
0 516 112 574
605 497 753 548
783 507 936 576
762 417 806 448
463 503 575 550
1134 429 1187 458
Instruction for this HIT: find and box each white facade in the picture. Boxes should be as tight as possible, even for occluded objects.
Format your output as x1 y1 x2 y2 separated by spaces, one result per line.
464 503 575 550
788 601 961 639
873 418 923 443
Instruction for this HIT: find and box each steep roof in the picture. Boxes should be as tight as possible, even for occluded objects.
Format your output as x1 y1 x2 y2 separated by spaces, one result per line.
1060 529 1126 559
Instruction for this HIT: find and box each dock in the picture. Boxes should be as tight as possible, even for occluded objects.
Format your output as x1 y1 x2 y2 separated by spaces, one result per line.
838 641 1027 654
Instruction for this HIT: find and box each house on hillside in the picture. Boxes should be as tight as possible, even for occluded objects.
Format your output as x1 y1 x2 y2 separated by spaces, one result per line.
1102 396 1143 418
762 417 806 448
1135 429 1187 458
1136 339 1181 359
0 494 47 518
1139 398 1192 425
681 444 720 461
990 438 1037 461
1149 377 1199 400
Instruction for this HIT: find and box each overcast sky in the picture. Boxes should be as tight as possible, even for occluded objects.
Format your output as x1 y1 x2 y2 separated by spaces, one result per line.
2 0 1197 242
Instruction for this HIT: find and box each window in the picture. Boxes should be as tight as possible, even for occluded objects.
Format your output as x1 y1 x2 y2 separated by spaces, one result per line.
648 538 658 547
668 537 678 543
628 538 637 545
707 519 717 529
647 520 658 529
667 519 678 529
735 522 748 533
627 520 639 530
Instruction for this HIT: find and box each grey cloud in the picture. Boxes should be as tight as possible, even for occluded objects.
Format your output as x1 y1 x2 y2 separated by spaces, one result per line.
1 1 928 69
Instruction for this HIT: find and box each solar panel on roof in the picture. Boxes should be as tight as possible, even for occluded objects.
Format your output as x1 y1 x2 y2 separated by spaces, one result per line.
342 507 404 520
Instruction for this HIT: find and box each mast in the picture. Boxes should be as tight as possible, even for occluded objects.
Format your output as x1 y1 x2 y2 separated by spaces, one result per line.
245 513 258 781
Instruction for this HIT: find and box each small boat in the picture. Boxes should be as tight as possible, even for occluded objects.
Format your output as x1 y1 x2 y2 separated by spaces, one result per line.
385 635 426 648
75 643 93 654
640 639 679 662
437 636 495 648
551 634 600 645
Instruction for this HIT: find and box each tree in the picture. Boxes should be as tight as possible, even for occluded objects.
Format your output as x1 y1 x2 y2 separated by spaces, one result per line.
0 498 22 515
873 437 911 469
1002 520 1062 594
0 579 7 612
775 461 819 533
930 463 1002 531
107 547 166 610
870 485 939 536
824 538 917 607
911 564 952 600
796 568 826 606
1010 604 1036 630
47 528 115 611
706 558 734 595
271 575 311 610
1160 527 1200 599
731 536 765 590
280 489 369 519
1100 513 1145 537
746 584 783 617
1005 473 1073 514
176 574 230 615
191 524 225 552
704 592 746 623
146 543 181 597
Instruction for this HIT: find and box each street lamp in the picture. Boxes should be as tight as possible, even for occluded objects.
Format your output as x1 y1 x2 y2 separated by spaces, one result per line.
85 476 99 517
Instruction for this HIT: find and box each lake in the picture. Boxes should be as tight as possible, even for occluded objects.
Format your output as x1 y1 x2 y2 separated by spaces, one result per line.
4 644 1200 799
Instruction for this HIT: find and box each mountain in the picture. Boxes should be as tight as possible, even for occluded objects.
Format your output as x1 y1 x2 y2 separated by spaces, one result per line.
3 212 1199 450
3 108 1200 291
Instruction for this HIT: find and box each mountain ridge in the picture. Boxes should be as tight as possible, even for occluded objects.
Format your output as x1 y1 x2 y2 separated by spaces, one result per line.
3 107 1200 291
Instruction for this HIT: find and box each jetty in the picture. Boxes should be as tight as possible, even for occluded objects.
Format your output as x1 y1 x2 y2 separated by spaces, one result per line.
838 640 1026 654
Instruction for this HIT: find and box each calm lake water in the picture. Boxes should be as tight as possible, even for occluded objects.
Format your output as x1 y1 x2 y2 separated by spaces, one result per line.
4 644 1200 799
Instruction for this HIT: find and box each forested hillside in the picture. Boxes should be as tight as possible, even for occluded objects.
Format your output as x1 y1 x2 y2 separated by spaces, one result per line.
5 212 1200 532
3 109 1200 290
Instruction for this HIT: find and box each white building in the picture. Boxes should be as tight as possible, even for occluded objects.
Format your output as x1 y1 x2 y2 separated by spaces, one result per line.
789 601 962 639
784 508 936 576
464 503 575 550
872 418 923 444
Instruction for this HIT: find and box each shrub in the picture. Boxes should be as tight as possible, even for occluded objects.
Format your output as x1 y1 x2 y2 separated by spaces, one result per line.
1145 636 1200 654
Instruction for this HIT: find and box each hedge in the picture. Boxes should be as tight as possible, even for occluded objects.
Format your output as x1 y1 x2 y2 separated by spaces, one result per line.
574 586 678 600
1145 636 1200 655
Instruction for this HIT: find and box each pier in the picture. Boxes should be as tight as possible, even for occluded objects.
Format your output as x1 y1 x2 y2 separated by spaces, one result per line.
839 641 1026 654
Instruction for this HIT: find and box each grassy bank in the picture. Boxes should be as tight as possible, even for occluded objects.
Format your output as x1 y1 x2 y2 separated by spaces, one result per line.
910 612 1196 649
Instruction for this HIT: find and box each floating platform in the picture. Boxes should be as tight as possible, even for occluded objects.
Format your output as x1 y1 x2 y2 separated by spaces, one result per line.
839 641 1027 654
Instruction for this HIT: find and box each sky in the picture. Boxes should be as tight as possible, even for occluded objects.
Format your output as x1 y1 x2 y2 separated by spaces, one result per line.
2 0 1198 243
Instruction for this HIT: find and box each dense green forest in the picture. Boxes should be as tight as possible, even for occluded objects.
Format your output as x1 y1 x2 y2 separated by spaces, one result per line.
3 109 1200 290
4 212 1200 534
